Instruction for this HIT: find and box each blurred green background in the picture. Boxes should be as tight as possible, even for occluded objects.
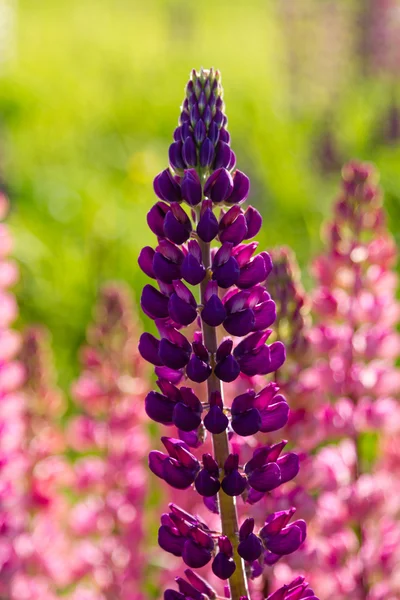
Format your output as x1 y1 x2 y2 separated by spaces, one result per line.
1 0 399 388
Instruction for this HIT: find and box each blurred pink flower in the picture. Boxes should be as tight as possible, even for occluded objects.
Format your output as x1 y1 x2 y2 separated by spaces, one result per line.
67 283 150 600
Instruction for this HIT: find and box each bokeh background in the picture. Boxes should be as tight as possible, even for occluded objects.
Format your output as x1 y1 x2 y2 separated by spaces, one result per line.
1 0 399 390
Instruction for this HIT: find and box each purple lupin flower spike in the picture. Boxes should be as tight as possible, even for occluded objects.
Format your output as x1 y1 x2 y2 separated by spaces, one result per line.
138 68 318 600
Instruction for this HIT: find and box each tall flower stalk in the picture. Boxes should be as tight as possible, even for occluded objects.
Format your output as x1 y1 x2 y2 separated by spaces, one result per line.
0 190 71 599
67 283 149 600
265 162 400 599
15 326 72 600
0 193 26 599
138 68 318 600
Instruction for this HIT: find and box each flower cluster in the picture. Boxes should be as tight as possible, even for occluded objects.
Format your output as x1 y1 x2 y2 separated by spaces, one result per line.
266 162 400 599
138 68 317 600
0 196 71 600
11 327 73 600
67 284 150 600
0 193 27 598
0 210 72 600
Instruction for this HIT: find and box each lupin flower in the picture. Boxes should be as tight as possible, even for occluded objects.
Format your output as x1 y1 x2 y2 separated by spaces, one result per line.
149 437 200 489
67 284 150 599
158 504 214 569
264 162 400 600
0 194 74 600
237 519 263 562
260 508 306 563
138 68 317 600
231 383 289 436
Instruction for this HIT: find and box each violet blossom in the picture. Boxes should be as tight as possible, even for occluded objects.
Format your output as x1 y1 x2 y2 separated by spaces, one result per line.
138 68 317 600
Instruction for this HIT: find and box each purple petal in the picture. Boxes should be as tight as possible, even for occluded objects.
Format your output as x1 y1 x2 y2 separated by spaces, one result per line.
153 253 182 284
199 138 214 168
145 390 176 425
138 332 162 366
194 120 206 144
238 533 263 562
149 450 167 479
227 149 236 171
184 569 217 599
173 402 202 432
247 462 281 493
176 578 205 600
154 366 184 384
225 170 250 204
186 355 212 383
246 488 265 505
154 169 182 202
164 591 185 600
212 552 236 580
203 494 219 514
159 338 191 369
231 408 261 437
204 168 234 203
181 169 202 206
219 213 248 245
164 210 191 245
138 246 156 278
233 330 272 359
182 136 197 168
178 427 206 449
168 293 197 326
214 355 240 382
163 458 198 489
158 525 185 557
277 453 300 484
216 337 233 361
141 284 169 320
197 208 219 243
223 308 255 337
258 398 289 433
213 109 224 128
169 142 185 171
237 255 267 289
239 518 255 540
231 391 256 413
261 252 273 279
201 295 226 327
221 470 247 496
147 202 170 237
212 241 233 267
260 508 296 537
203 405 229 434
268 342 286 372
244 206 262 239
181 253 206 285
173 279 196 305
214 141 232 170
252 300 276 331
237 346 271 377
195 469 221 497
213 257 240 288
223 288 248 313
265 521 306 555
182 540 213 569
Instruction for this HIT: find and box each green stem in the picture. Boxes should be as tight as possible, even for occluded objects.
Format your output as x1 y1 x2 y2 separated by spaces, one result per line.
199 238 249 600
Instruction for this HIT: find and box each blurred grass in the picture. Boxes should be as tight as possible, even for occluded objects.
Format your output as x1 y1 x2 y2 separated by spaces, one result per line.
0 0 399 388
